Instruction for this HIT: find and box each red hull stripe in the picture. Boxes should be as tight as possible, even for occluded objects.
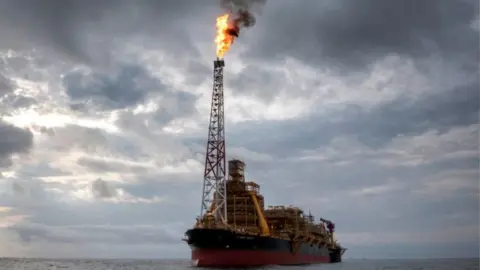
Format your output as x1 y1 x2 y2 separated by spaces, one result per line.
192 249 330 267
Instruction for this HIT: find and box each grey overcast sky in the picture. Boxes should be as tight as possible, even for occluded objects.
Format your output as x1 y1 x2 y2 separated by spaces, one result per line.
0 0 479 259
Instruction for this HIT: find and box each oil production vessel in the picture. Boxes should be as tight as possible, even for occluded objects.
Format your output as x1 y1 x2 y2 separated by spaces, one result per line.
182 58 347 267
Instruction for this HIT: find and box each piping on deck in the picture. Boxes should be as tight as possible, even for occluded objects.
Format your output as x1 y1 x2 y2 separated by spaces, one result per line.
249 191 270 236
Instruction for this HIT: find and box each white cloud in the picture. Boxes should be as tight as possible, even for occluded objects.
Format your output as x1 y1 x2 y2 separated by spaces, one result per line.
380 124 479 167
350 179 405 197
297 124 479 168
412 169 479 198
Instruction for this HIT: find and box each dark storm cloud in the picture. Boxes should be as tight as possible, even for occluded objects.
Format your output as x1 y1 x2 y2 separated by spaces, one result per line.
63 64 165 110
0 56 42 112
244 0 479 69
11 181 25 195
182 60 212 86
0 0 215 65
7 178 51 207
117 177 201 221
228 81 479 156
1 95 37 110
0 73 13 96
0 0 116 64
91 179 117 199
226 64 285 102
63 62 201 116
0 121 33 167
112 92 199 131
152 90 199 126
1 54 30 73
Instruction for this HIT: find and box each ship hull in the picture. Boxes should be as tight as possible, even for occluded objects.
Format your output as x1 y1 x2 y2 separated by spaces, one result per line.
185 228 341 267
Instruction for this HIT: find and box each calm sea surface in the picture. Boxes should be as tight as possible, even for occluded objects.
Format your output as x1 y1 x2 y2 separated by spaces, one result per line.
0 258 478 270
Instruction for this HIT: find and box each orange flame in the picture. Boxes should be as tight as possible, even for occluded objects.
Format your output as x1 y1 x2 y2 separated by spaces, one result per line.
215 14 234 58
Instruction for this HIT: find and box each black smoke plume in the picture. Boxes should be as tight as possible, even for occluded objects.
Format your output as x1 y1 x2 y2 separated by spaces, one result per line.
220 0 267 38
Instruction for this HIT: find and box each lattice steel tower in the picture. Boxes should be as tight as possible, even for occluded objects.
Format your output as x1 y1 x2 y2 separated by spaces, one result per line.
199 58 227 224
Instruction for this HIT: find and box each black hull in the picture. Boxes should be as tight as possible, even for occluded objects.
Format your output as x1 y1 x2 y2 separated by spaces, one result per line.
330 247 343 263
184 228 343 266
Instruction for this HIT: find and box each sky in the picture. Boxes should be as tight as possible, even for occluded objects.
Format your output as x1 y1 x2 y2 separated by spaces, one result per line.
0 0 479 260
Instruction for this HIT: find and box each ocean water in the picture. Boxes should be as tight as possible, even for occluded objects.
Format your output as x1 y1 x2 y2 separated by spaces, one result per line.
0 258 478 270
